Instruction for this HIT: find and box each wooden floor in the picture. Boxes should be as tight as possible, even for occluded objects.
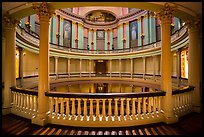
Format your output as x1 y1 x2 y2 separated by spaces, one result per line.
2 112 202 135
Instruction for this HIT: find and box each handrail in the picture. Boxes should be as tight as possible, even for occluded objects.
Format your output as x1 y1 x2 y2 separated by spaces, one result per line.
45 91 166 98
172 86 194 95
10 86 38 96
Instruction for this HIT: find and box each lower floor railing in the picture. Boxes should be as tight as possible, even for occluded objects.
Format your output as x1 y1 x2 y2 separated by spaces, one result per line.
10 85 194 127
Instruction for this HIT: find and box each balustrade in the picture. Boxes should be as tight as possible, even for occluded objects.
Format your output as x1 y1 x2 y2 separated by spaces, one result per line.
16 25 187 55
10 85 193 127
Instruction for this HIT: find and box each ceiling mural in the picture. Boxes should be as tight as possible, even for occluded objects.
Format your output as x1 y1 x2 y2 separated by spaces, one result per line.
85 10 116 22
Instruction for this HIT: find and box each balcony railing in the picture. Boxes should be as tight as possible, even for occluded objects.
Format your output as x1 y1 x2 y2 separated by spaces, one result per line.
16 25 186 55
10 83 194 127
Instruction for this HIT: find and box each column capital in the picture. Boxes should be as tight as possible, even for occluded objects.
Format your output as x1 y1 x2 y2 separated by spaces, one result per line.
185 18 201 33
33 2 55 22
3 14 20 29
156 3 177 24
149 11 156 18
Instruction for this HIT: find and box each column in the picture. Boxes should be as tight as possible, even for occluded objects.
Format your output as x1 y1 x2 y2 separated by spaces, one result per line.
119 59 122 77
156 3 178 123
117 23 123 49
79 59 82 77
75 22 78 48
109 59 112 78
32 2 54 125
19 47 24 86
2 15 19 115
186 18 201 112
149 12 156 43
78 22 84 49
130 58 133 79
104 29 108 51
71 21 75 48
93 29 97 50
123 23 126 48
143 57 146 79
125 22 130 49
89 59 91 77
67 58 70 78
54 56 58 79
176 50 181 86
152 55 156 80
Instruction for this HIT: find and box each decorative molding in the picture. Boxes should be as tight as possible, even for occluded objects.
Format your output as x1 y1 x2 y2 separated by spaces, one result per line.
185 18 200 32
156 3 177 24
3 14 20 29
33 2 55 22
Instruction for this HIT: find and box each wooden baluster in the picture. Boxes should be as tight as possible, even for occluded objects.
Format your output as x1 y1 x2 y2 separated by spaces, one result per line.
183 94 186 111
17 93 20 111
142 97 147 118
55 97 59 118
14 92 18 109
33 96 37 114
131 98 136 120
20 93 23 112
65 98 70 119
157 96 161 116
83 98 87 121
71 98 76 120
126 98 131 120
24 94 27 113
187 92 190 110
137 98 142 119
26 94 30 114
95 99 100 121
153 97 156 116
89 99 94 121
108 99 112 121
60 98 65 119
77 98 81 121
120 98 125 121
175 95 178 114
49 97 54 117
114 98 119 121
29 95 33 114
147 97 152 118
102 99 106 121
12 91 16 109
18 93 21 111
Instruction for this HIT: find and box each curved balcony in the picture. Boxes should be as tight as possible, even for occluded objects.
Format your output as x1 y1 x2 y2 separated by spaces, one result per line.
10 80 193 127
16 25 187 57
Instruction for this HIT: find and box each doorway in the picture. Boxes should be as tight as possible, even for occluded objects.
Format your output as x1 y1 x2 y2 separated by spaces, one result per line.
95 60 107 75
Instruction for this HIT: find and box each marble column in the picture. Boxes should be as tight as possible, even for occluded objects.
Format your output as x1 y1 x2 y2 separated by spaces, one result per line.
119 59 122 78
186 18 201 112
2 15 19 115
89 59 92 78
130 58 133 79
176 50 181 86
143 57 146 79
67 58 70 78
156 3 178 124
32 2 54 126
54 56 58 79
19 47 24 86
109 60 112 78
79 59 82 77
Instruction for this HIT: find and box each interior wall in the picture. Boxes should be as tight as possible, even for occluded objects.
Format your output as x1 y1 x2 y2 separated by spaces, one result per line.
58 57 67 74
134 58 143 74
70 59 80 73
146 56 153 74
50 56 55 74
23 49 39 76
